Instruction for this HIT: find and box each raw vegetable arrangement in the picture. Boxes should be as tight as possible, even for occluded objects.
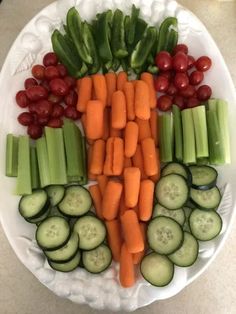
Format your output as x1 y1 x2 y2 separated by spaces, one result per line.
5 5 231 288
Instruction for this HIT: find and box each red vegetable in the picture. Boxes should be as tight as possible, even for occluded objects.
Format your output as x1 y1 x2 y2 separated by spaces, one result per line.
47 93 62 104
24 78 38 89
155 51 172 71
44 66 60 81
154 75 169 92
179 85 196 98
26 86 48 102
47 118 63 128
197 85 212 101
174 72 189 90
49 78 69 96
43 52 58 67
166 82 178 96
38 116 49 126
173 44 188 55
173 95 185 110
35 100 53 118
31 64 45 80
187 55 195 69
158 95 172 111
17 112 34 126
189 71 204 86
64 90 78 106
64 76 76 89
187 97 200 108
51 104 64 118
15 90 29 108
64 105 79 120
27 124 43 139
172 52 188 72
56 64 68 77
196 56 212 72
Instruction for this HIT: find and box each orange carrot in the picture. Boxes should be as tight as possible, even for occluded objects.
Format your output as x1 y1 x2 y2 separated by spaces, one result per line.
88 145 97 180
117 71 128 91
119 192 128 217
119 243 135 288
81 113 86 134
88 173 97 180
132 206 139 216
89 184 103 219
87 139 95 146
123 157 132 169
110 128 122 138
113 137 124 175
102 107 110 140
140 72 157 109
92 74 107 107
141 137 158 176
150 148 161 183
150 110 158 146
90 139 106 175
138 179 155 221
124 167 141 208
136 118 152 142
86 100 104 140
76 77 92 112
105 219 122 262
123 81 135 121
76 78 82 91
124 121 139 158
102 181 123 220
103 137 114 176
132 223 147 265
97 175 108 195
111 91 127 129
121 210 144 253
134 80 150 120
131 80 138 88
105 72 117 106
132 144 147 180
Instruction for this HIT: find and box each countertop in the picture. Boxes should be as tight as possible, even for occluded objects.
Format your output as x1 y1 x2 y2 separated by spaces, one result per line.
0 1 236 313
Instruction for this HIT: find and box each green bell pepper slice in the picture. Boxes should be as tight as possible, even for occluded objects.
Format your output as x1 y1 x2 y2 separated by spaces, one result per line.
156 17 178 53
111 9 128 59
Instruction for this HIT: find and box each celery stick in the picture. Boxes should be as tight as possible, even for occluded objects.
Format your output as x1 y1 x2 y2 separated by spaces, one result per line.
80 136 88 185
172 105 183 162
197 157 209 165
192 105 209 158
159 113 173 162
5 134 18 177
36 137 51 187
181 109 196 164
16 136 31 195
45 127 67 185
30 146 40 189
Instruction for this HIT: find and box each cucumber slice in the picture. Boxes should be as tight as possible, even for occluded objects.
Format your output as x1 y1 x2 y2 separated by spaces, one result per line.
46 185 65 206
74 216 106 250
19 189 50 219
58 185 92 217
147 216 184 255
48 206 68 219
168 232 199 266
161 162 189 180
152 203 185 226
26 206 51 224
36 216 71 251
44 232 79 263
189 165 218 190
189 208 222 241
48 251 81 272
182 207 192 232
140 252 174 287
155 174 189 210
190 187 221 210
82 244 112 273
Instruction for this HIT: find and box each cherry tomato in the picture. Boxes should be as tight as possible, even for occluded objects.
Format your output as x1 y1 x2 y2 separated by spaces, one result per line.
64 90 78 106
43 52 58 67
196 85 212 101
154 76 169 92
56 64 68 77
24 78 38 89
17 112 34 126
51 104 64 118
187 55 195 69
26 86 48 102
38 116 49 126
35 100 53 118
159 70 174 81
40 80 50 91
31 64 45 80
44 66 60 81
172 52 188 72
166 82 178 96
64 106 79 120
49 78 69 96
179 85 196 98
189 70 204 86
173 44 188 55
48 93 63 104
195 56 212 72
174 73 189 90
47 118 63 128
28 102 37 113
187 97 200 108
64 76 76 89
155 51 172 71
15 90 29 108
173 95 186 110
157 95 172 111
27 124 43 139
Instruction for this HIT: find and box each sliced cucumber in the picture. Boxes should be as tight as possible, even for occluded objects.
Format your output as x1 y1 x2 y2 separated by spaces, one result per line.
82 244 112 273
74 215 106 250
183 206 192 232
44 232 79 263
58 185 92 217
36 216 71 251
168 232 199 267
189 165 217 190
46 185 65 206
147 216 183 255
48 206 68 219
152 203 185 226
190 187 221 210
189 208 222 241
48 251 81 272
26 206 51 224
19 189 50 219
161 162 189 181
155 174 189 210
140 252 174 287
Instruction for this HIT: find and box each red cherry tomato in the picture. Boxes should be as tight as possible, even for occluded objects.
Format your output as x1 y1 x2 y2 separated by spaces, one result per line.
49 78 69 96
48 93 63 104
173 44 188 55
196 85 212 101
28 102 37 113
157 95 172 111
166 82 178 96
64 106 79 120
35 100 53 118
24 78 38 89
38 116 49 126
187 55 195 69
17 112 34 126
31 64 45 80
44 66 60 81
64 76 76 89
187 97 200 108
47 118 63 128
27 124 43 139
189 71 204 86
155 51 172 71
159 70 174 81
43 52 58 67
173 95 186 110
154 76 169 92
56 64 68 77
174 73 189 90
26 86 48 102
64 90 78 106
40 80 50 91
195 56 212 72
172 52 188 72
15 90 29 108
179 85 196 98
51 104 64 118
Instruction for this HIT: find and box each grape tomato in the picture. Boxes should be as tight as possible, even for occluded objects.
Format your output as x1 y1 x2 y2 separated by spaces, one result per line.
64 90 78 106
51 104 64 118
49 78 69 96
174 73 189 90
27 124 43 139
35 100 53 118
155 51 172 71
32 64 45 80
196 56 212 72
47 118 63 128
56 64 68 77
197 85 212 101
44 66 60 81
17 112 34 126
173 44 188 55
24 78 38 89
172 52 188 72
154 76 169 92
43 52 58 67
26 86 48 102
16 90 29 108
189 71 204 86
157 95 172 111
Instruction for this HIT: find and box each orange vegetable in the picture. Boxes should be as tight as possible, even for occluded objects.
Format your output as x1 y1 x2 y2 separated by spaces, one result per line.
89 184 103 219
113 137 124 175
124 167 141 208
141 137 158 176
150 109 158 146
132 144 147 179
81 113 87 136
102 181 123 220
119 243 135 288
117 71 128 91
103 137 114 176
124 121 139 158
110 127 122 138
92 74 107 107
136 117 152 142
87 139 95 146
105 219 122 262
123 157 132 169
102 107 110 140
149 148 161 183
90 139 106 175
119 192 128 217
132 223 147 265
76 77 92 112
111 91 127 129
131 80 138 88
140 72 157 109
138 179 155 221
76 78 82 91
97 175 108 195
134 80 150 120
86 100 104 140
105 72 117 106
123 82 135 121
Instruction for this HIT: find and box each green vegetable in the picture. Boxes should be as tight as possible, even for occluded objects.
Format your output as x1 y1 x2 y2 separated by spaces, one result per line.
159 113 173 162
5 134 18 177
165 29 178 53
147 65 159 74
83 22 100 74
30 146 40 189
36 137 51 188
127 5 140 45
96 10 113 63
172 105 183 162
112 58 121 71
181 109 196 164
156 17 178 53
111 9 128 59
16 136 31 195
80 136 88 185
132 18 147 50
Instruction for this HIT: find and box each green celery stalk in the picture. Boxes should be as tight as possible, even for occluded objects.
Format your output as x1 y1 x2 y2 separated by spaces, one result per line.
181 109 196 164
79 136 88 185
5 134 18 177
172 105 183 162
30 146 40 189
192 105 209 158
16 136 31 195
45 127 67 185
197 157 209 165
159 113 173 162
36 136 51 187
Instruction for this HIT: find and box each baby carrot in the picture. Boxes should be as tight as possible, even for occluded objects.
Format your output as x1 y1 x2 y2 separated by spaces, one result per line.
105 219 122 262
97 175 108 196
92 74 107 107
136 117 152 142
103 137 114 176
119 192 128 217
140 72 157 109
102 107 110 140
89 184 103 219
110 128 122 138
90 139 106 175
119 243 135 288
134 80 150 120
86 100 104 140
149 148 161 182
131 80 138 88
105 72 117 106
124 167 141 208
117 71 128 91
150 109 158 146
121 210 144 253
102 181 123 220
111 91 127 129
132 223 147 265
123 81 135 121
88 145 97 180
76 77 92 112
138 179 155 221
132 144 147 180
113 137 124 175
124 121 139 158
141 137 158 176
76 78 82 91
